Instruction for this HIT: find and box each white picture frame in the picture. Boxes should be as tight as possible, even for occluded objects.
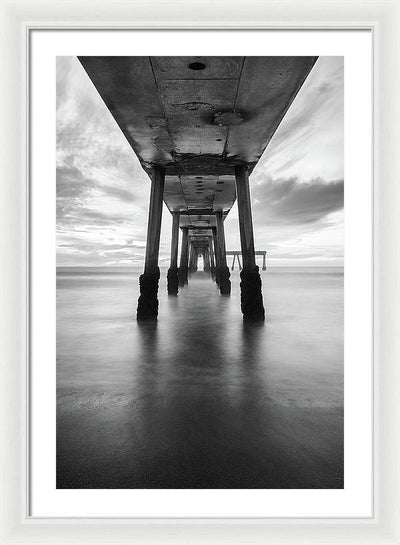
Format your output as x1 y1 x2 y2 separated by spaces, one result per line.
1 0 399 543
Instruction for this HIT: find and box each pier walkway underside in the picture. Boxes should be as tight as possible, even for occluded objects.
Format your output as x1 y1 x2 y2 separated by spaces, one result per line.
79 56 318 320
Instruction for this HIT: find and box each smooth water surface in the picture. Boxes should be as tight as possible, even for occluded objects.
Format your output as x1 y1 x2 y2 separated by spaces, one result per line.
57 267 343 488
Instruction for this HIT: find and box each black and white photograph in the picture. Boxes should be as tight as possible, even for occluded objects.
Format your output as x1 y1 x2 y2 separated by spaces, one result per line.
56 55 344 490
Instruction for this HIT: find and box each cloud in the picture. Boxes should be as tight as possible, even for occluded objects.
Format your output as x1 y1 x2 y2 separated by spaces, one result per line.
100 184 136 203
57 164 92 199
253 57 344 183
269 77 340 146
251 176 344 226
56 163 138 229
56 165 93 225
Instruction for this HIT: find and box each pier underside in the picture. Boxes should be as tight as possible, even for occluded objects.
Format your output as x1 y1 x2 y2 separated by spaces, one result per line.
79 56 318 319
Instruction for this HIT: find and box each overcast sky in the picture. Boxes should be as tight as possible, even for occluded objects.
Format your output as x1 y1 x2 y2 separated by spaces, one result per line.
57 56 343 268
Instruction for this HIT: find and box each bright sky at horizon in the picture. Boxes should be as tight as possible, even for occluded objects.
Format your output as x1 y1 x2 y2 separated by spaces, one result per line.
56 56 344 267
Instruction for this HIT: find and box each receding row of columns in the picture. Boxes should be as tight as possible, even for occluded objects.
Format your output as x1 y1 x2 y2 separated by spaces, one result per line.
187 235 215 278
136 165 265 321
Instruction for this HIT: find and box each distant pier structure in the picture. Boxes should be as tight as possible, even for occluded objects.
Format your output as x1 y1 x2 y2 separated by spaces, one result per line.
79 56 317 321
227 251 267 271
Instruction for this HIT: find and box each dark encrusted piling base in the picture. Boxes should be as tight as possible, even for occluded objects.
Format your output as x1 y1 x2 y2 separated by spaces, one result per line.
167 267 179 295
240 266 265 320
178 267 188 287
218 266 231 295
137 268 160 320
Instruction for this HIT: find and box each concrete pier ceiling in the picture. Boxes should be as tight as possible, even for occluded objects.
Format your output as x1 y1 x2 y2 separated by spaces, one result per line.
79 56 318 320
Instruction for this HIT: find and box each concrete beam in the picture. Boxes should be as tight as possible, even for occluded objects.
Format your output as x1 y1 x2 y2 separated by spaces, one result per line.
177 209 229 216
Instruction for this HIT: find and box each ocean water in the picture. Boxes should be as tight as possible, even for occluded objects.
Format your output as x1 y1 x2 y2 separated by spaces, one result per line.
57 267 344 489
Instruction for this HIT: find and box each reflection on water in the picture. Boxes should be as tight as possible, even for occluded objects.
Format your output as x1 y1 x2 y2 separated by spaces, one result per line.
57 267 343 489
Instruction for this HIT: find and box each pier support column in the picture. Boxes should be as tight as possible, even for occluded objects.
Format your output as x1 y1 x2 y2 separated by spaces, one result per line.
188 241 195 276
204 247 211 273
137 166 165 320
234 165 265 320
215 212 231 295
212 228 220 285
167 212 180 295
194 251 199 272
178 227 189 287
209 237 216 280
262 252 267 271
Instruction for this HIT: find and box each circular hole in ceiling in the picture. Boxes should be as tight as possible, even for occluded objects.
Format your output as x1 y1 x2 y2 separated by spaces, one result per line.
216 139 222 142
188 62 206 71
